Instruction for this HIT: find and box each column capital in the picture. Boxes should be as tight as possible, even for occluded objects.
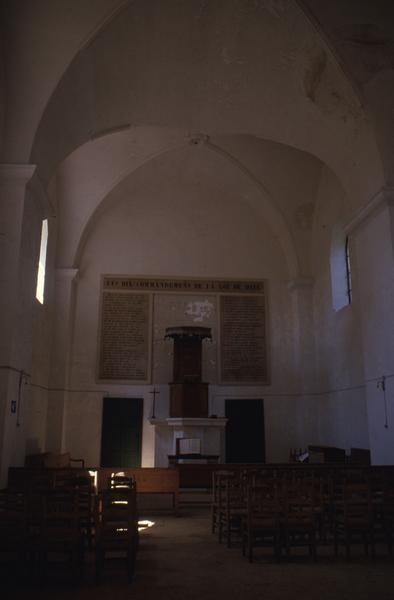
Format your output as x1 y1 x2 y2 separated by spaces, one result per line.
0 163 36 185
345 186 394 235
55 268 79 283
0 164 54 218
287 277 314 292
27 170 53 218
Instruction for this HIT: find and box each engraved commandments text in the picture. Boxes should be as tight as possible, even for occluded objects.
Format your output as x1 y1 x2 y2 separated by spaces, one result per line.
98 277 268 384
220 295 267 383
99 292 150 381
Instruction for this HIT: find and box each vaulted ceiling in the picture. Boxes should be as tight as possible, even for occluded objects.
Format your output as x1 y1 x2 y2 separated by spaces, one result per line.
1 0 392 280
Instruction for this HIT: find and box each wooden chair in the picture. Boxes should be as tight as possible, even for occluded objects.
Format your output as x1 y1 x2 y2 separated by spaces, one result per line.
76 474 96 549
107 474 134 489
334 478 375 559
217 470 248 547
282 480 318 560
298 474 326 542
382 473 394 554
95 485 138 582
211 469 234 535
38 488 84 581
0 490 28 577
242 482 282 562
54 471 96 549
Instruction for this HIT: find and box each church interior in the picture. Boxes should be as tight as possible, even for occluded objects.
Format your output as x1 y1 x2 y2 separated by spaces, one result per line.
1 0 394 594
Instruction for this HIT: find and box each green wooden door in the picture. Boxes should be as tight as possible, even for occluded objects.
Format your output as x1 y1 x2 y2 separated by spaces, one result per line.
225 399 265 463
100 397 143 467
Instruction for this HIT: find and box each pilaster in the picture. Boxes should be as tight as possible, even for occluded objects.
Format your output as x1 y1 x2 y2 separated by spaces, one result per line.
0 165 40 485
287 277 316 393
0 165 37 362
346 186 394 464
45 268 79 453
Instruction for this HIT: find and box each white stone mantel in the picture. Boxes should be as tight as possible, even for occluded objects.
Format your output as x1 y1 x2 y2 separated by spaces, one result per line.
149 417 227 428
168 417 227 428
149 417 228 463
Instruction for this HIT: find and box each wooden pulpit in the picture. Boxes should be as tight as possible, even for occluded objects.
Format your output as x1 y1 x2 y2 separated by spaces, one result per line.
165 326 211 418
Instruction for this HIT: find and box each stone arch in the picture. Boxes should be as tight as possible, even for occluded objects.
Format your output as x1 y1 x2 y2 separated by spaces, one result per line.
72 135 300 278
30 0 384 208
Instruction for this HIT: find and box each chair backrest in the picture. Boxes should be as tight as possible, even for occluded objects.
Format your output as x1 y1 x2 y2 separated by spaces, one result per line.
247 483 280 519
342 480 372 523
98 488 137 541
100 488 137 519
383 474 394 516
41 488 81 540
107 474 135 490
212 470 233 502
0 489 27 530
221 471 246 509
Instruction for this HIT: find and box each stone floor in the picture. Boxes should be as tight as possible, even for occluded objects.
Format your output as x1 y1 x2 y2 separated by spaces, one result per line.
7 506 394 600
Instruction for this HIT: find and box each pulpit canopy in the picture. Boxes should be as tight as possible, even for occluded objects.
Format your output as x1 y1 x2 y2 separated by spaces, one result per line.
164 326 212 341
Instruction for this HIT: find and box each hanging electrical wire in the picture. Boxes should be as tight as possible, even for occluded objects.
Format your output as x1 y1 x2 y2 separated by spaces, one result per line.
0 365 393 401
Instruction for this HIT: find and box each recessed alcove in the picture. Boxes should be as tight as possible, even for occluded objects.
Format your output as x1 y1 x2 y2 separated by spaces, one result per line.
149 417 228 464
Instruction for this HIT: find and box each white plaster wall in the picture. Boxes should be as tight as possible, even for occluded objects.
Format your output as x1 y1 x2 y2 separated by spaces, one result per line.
311 167 369 453
213 135 323 276
1 0 126 162
1 191 44 472
211 388 318 464
152 294 218 385
2 0 394 481
55 127 186 267
55 132 322 277
26 215 58 456
64 146 305 466
64 387 156 468
11 145 381 469
364 71 394 188
26 306 50 457
353 203 394 464
30 0 383 207
0 30 4 158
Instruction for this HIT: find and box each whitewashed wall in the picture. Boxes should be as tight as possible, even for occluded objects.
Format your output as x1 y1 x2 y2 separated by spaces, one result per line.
311 167 369 452
2 0 394 486
352 196 394 464
64 148 302 466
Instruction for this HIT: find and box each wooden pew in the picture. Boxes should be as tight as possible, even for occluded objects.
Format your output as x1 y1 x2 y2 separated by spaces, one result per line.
97 468 180 514
8 466 180 514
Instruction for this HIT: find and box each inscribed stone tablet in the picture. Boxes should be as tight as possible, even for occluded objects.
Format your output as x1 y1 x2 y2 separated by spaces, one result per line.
99 292 150 381
220 294 267 384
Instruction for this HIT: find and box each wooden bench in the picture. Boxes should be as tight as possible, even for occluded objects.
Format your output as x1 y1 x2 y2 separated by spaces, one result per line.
97 468 180 514
8 466 180 514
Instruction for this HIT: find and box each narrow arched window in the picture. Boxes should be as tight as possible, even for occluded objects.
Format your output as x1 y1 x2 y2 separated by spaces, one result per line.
330 226 352 311
345 235 352 304
36 219 48 304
